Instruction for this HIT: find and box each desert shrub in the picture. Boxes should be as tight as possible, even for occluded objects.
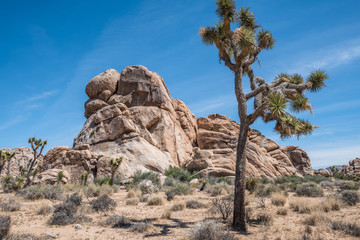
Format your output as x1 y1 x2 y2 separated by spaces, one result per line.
90 194 116 212
49 201 78 225
0 199 21 212
65 193 82 206
303 213 326 226
320 180 335 189
186 200 207 209
321 198 341 212
139 181 158 195
0 215 10 239
255 184 281 197
130 222 153 233
164 166 198 182
94 176 122 186
170 202 185 211
139 195 149 202
206 183 233 197
271 193 287 206
189 220 238 240
127 189 141 198
19 185 62 200
332 221 360 237
83 184 113 198
290 199 315 214
105 215 131 228
163 177 178 187
276 208 287 216
275 175 305 185
256 212 273 226
37 205 52 215
161 210 172 219
210 195 233 220
126 198 139 206
165 182 193 200
132 171 160 186
147 196 165 206
304 175 328 183
1 175 25 193
296 183 323 197
246 178 259 194
336 180 359 191
339 190 359 206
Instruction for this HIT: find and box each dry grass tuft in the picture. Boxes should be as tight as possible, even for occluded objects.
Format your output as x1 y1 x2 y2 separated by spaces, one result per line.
161 210 172 219
271 193 287 207
290 198 316 214
126 198 140 206
321 198 341 212
303 213 326 226
276 208 288 216
147 195 165 206
127 189 141 198
170 202 185 211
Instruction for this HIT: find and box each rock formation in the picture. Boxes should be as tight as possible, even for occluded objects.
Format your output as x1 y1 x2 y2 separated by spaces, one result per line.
341 158 360 176
0 147 42 177
38 65 313 183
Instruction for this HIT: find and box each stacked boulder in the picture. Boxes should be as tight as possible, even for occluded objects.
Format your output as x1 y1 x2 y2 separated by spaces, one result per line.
35 65 314 183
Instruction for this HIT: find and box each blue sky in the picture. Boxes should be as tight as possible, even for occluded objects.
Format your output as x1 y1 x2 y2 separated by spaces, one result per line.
1 0 359 168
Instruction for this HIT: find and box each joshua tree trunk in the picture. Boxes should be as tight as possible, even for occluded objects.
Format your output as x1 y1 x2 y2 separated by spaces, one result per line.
233 122 249 231
233 69 249 231
110 172 114 186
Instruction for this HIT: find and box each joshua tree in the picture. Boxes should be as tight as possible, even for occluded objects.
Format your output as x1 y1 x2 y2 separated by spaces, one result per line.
109 158 122 186
81 172 89 186
200 0 327 231
57 171 64 189
0 151 15 176
24 137 47 187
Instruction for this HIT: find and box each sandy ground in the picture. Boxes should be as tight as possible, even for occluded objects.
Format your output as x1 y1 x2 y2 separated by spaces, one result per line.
1 187 359 240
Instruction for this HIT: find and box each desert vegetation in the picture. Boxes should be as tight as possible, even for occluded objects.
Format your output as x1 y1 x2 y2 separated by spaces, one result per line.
0 164 358 239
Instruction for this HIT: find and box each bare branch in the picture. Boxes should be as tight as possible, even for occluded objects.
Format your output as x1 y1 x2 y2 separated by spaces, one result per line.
246 84 268 100
247 102 268 124
214 40 236 71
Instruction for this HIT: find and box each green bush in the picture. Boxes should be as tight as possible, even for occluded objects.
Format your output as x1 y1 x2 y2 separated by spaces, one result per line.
255 184 281 197
275 175 305 185
296 182 323 197
91 194 116 212
205 183 233 197
340 190 359 206
332 221 360 237
49 197 91 225
132 171 161 186
304 175 328 183
94 176 122 186
19 185 63 200
165 182 193 201
164 166 198 182
82 184 113 197
189 220 238 240
336 180 359 191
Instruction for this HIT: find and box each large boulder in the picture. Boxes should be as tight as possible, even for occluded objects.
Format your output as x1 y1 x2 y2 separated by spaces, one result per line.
33 65 315 184
85 69 120 99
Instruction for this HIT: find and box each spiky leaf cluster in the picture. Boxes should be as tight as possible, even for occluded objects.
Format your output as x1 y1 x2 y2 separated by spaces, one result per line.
215 0 236 20
307 70 328 92
237 7 257 30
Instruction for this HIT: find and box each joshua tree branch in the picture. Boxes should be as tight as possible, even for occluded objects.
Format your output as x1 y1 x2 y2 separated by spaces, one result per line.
214 40 236 71
246 84 268 100
247 102 268 124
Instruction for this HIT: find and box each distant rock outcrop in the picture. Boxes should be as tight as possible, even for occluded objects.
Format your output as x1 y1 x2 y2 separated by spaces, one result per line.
36 65 314 183
341 158 360 176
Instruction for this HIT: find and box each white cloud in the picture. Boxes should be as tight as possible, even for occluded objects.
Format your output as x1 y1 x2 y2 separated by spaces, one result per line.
308 144 360 168
287 38 360 74
16 90 57 105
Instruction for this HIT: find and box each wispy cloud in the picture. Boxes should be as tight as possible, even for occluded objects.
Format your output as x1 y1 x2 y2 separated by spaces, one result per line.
286 37 360 74
0 115 30 131
16 90 57 105
315 98 360 114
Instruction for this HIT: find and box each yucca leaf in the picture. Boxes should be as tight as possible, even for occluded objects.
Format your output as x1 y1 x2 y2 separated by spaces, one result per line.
237 7 257 30
257 29 275 49
307 70 328 92
289 73 304 84
290 94 312 113
266 92 287 117
215 0 236 20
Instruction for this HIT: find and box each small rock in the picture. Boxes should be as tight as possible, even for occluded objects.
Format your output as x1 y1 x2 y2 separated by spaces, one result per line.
189 179 199 184
75 224 82 230
44 232 57 239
